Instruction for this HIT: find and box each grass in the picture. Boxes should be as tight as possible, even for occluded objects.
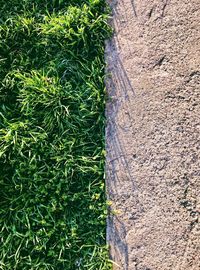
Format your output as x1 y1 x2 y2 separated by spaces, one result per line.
0 1 112 269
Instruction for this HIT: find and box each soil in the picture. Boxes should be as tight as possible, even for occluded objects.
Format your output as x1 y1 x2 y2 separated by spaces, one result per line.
105 0 200 269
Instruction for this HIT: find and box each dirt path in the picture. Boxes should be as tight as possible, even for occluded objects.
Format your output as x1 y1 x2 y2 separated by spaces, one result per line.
105 1 200 269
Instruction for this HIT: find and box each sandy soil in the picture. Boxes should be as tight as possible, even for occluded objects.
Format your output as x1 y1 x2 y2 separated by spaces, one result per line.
105 0 200 269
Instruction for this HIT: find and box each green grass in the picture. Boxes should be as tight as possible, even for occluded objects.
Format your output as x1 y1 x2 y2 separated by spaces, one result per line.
0 1 112 269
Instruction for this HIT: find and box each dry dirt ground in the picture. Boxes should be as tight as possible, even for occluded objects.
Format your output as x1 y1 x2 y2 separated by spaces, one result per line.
105 0 200 269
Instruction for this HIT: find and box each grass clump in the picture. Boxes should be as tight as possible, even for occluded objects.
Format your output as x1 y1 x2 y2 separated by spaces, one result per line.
0 1 112 269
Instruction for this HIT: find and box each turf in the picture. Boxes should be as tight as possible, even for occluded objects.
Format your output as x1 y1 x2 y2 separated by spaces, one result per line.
0 1 112 269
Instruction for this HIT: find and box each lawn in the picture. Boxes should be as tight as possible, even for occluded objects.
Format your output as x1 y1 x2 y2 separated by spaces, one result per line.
0 1 112 269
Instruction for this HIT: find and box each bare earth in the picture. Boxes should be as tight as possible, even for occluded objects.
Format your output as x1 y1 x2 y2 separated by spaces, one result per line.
105 0 200 269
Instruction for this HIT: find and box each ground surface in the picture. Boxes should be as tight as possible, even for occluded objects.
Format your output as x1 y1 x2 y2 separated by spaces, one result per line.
105 0 200 269
0 2 111 269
